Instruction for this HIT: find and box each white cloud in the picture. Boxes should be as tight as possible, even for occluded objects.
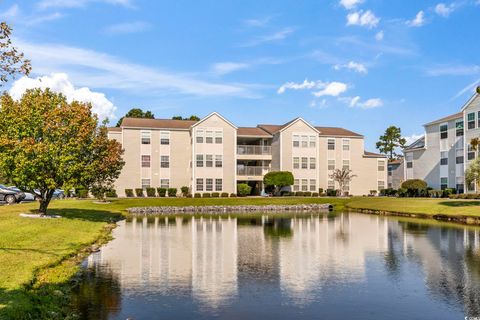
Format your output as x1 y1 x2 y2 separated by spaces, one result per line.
375 30 384 41
425 65 480 76
9 73 117 120
240 27 295 47
404 134 423 145
407 11 425 27
334 61 368 74
339 0 364 9
346 10 380 28
243 16 271 27
16 39 255 98
313 82 348 97
435 3 454 17
277 79 324 94
37 0 133 9
344 96 383 109
211 62 250 75
103 21 150 34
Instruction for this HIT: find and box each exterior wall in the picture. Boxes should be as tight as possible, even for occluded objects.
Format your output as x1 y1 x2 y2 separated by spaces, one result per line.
464 95 480 192
169 130 192 192
388 161 404 189
270 134 281 171
114 129 141 197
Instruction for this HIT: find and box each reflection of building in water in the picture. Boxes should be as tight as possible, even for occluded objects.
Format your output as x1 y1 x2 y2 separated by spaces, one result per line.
278 214 389 302
88 216 238 307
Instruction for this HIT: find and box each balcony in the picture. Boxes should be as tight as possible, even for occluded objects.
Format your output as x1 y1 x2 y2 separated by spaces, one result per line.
237 145 272 160
237 166 270 179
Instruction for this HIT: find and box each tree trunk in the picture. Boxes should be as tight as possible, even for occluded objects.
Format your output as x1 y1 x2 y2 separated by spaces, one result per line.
38 189 54 216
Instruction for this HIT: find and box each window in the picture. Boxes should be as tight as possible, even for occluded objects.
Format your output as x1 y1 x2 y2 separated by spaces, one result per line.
293 179 299 191
406 153 413 169
309 136 316 148
215 179 222 191
310 179 316 191
293 135 300 148
141 131 151 144
141 179 150 189
310 157 316 169
468 112 476 130
206 131 213 144
215 131 222 144
160 179 169 188
378 180 385 191
301 157 308 169
343 160 350 170
342 139 350 151
468 144 476 160
440 177 448 190
160 155 170 168
456 177 464 194
456 121 464 137
300 135 308 148
141 155 151 168
215 155 222 167
328 180 334 190
206 154 213 167
206 178 213 191
196 178 203 191
196 130 204 143
440 151 448 166
456 155 464 164
406 162 413 169
440 124 448 139
293 157 300 169
328 160 335 170
196 154 204 167
160 131 170 145
328 139 335 150
301 179 308 191
377 160 385 171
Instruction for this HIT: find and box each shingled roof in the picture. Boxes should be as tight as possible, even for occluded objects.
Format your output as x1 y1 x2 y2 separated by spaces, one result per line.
120 118 198 129
237 127 272 137
363 151 387 158
424 112 463 126
315 127 363 137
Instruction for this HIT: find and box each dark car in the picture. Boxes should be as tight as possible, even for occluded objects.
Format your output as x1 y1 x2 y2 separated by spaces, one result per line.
0 184 26 204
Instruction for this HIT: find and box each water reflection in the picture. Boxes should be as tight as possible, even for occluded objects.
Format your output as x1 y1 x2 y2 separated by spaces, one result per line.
73 213 480 319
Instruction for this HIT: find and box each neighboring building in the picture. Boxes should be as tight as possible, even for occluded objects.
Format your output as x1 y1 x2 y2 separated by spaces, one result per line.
403 89 480 193
108 112 387 197
387 159 404 189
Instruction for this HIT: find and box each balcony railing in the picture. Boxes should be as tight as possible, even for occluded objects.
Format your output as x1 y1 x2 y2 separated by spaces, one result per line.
237 145 271 155
237 166 270 176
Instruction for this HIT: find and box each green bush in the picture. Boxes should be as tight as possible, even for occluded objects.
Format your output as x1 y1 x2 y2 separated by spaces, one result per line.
312 192 319 197
135 188 144 197
202 193 211 198
77 188 88 198
304 191 312 197
168 188 177 197
263 171 294 195
295 191 304 197
428 189 443 198
221 192 229 197
401 179 428 197
146 187 156 197
230 193 237 197
443 188 455 197
237 183 252 197
318 188 324 195
125 189 134 197
211 192 220 198
157 188 167 197
194 193 201 198
326 189 337 197
186 194 193 198
105 189 118 198
181 186 189 197
397 188 408 197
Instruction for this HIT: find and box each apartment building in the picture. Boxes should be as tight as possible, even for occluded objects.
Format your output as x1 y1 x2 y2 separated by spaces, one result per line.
387 159 404 189
403 89 480 193
108 112 387 197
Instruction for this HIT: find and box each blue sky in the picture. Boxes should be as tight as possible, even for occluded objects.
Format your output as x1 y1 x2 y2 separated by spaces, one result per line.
1 0 479 150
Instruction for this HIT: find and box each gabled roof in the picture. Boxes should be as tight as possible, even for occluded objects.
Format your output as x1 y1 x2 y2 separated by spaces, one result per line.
315 127 363 138
237 127 272 137
191 112 238 129
258 118 320 135
107 127 122 132
460 89 480 111
363 151 387 158
388 159 403 165
424 112 463 126
120 117 197 129
404 136 425 151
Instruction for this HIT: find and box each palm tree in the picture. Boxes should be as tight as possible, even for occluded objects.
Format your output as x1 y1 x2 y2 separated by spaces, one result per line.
329 168 357 196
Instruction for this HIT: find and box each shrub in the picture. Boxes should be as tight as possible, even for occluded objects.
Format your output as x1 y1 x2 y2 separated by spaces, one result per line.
194 193 202 198
370 190 378 196
443 188 455 198
146 187 156 197
230 193 237 197
326 189 337 197
135 188 144 197
237 183 252 197
428 189 442 198
77 188 88 198
397 188 408 197
318 188 324 195
312 192 319 197
282 191 293 197
263 171 294 195
168 188 177 197
401 179 428 197
125 189 134 197
211 192 220 198
202 193 211 198
105 189 118 198
304 191 312 197
221 192 229 197
295 191 304 197
157 188 167 197
90 187 104 200
186 194 193 198
181 186 189 197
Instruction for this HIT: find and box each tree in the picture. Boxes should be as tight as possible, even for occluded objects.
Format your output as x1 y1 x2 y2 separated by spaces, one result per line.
376 126 407 160
116 108 154 127
329 168 357 196
465 157 480 192
263 171 294 195
172 115 200 121
0 89 124 215
1 22 31 85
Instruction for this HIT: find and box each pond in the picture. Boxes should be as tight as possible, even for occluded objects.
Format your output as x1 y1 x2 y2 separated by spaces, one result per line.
71 212 480 319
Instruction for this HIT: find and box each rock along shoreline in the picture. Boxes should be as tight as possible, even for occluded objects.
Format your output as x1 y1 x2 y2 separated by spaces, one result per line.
127 204 333 215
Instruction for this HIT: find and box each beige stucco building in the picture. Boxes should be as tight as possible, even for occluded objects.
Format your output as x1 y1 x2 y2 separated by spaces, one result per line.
108 112 387 196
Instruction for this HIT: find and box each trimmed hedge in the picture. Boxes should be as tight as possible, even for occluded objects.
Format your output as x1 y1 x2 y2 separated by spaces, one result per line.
449 193 480 199
221 192 229 198
157 188 167 197
168 188 177 197
125 189 134 197
105 189 118 198
135 188 144 197
312 192 319 197
304 192 312 197
194 193 202 198
211 192 220 198
237 183 251 197
230 193 237 197
146 187 156 197
202 193 211 198
181 186 189 197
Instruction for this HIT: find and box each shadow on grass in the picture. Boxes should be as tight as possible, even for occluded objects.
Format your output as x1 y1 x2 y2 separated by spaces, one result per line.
27 208 123 223
438 201 480 208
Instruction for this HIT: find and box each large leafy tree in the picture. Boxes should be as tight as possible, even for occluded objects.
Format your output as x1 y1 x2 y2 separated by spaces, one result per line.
116 108 154 126
1 22 31 85
0 89 124 215
465 157 480 192
376 126 407 160
172 115 200 121
329 168 357 196
263 171 294 195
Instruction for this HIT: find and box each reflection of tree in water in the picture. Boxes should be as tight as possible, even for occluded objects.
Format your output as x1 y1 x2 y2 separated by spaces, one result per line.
399 221 430 235
384 229 401 278
70 264 122 320
264 218 293 238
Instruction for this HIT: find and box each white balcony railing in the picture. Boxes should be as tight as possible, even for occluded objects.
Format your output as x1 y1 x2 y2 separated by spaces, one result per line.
237 145 271 155
237 166 270 176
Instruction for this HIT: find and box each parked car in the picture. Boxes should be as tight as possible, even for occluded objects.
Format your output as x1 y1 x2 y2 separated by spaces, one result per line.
0 185 26 204
32 189 66 200
8 187 35 201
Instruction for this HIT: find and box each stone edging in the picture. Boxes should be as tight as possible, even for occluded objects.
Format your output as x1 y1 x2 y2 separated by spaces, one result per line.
127 204 333 215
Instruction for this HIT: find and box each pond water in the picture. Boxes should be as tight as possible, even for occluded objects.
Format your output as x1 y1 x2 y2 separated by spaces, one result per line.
71 212 480 320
